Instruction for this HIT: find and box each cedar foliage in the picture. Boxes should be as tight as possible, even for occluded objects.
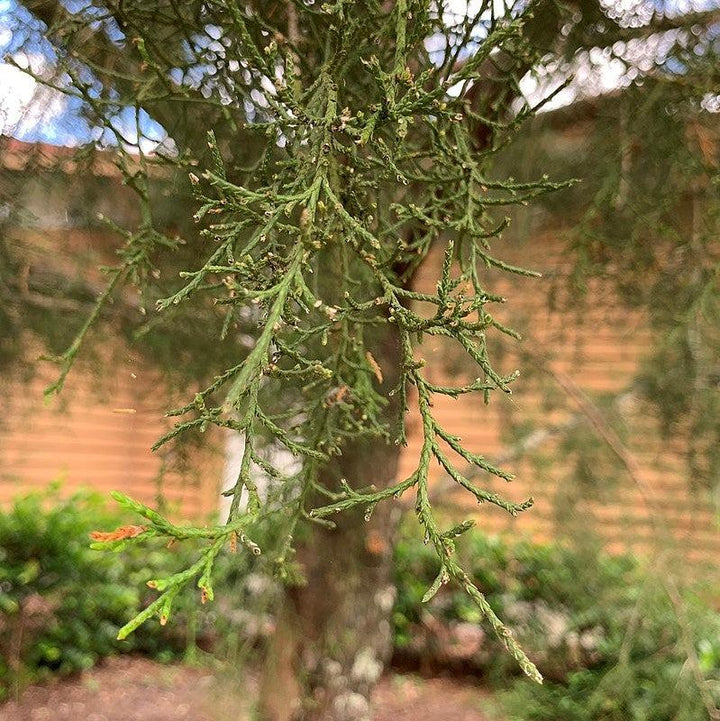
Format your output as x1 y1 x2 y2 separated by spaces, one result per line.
2 0 719 689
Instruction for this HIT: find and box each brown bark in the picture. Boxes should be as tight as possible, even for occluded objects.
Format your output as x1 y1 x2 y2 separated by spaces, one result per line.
258 325 403 721
258 450 402 721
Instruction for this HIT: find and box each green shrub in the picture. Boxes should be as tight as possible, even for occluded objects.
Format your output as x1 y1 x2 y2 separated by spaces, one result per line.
4 487 718 721
392 527 720 720
0 486 256 699
392 529 636 667
503 569 720 720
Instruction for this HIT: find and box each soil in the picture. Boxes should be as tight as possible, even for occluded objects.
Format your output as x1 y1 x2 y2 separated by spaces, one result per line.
1 656 502 721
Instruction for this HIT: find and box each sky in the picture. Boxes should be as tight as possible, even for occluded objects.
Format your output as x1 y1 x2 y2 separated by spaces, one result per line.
0 0 718 147
0 0 90 144
0 0 168 149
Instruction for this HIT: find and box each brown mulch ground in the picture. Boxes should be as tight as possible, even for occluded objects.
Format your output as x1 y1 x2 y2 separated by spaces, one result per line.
1 656 501 721
373 674 500 721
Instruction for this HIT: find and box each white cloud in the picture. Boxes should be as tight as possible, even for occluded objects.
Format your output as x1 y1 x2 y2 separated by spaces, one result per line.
0 62 39 131
0 54 74 142
0 53 174 151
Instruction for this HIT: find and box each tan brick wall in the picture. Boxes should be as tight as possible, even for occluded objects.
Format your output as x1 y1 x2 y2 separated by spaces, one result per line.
401 233 720 571
0 175 224 521
0 356 224 520
3 232 717 569
2 145 717 570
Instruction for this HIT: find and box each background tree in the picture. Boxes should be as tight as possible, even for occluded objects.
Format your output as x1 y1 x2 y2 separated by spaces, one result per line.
1 1 719 720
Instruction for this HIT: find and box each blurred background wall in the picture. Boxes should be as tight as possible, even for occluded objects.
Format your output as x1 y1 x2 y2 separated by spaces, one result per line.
2 130 717 573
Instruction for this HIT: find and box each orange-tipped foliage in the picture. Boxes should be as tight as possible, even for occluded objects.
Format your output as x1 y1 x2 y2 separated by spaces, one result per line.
89 525 148 542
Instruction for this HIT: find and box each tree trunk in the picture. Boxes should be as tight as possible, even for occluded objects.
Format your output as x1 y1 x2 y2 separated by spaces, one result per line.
258 329 404 721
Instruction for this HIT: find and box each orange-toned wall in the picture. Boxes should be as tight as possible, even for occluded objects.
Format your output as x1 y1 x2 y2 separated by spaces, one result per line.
1 137 717 569
0 142 225 520
2 233 718 570
399 234 720 570
0 356 224 520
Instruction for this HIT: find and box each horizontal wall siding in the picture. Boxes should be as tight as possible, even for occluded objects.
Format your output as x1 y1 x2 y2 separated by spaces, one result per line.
2 157 717 574
401 234 720 574
0 356 223 521
0 188 224 522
